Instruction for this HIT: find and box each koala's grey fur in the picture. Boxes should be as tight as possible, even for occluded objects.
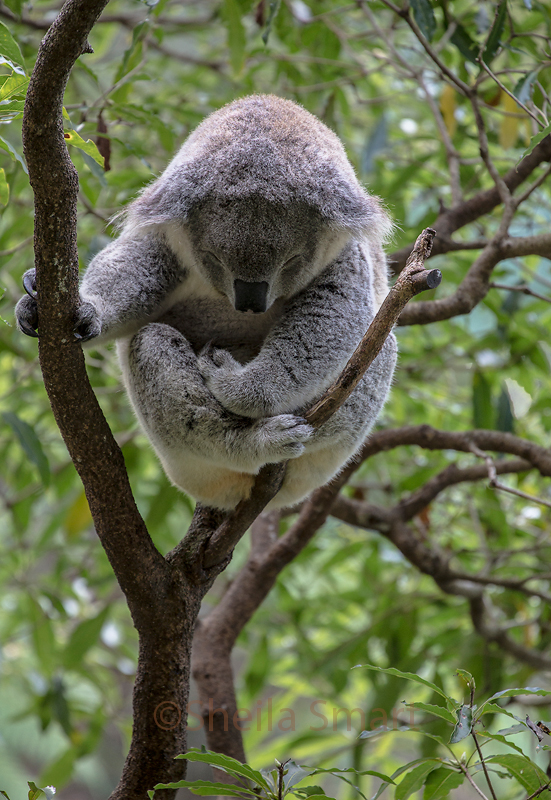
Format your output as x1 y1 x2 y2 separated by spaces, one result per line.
16 94 397 510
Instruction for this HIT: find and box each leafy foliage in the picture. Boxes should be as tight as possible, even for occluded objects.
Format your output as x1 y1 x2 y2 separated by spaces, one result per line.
0 0 550 797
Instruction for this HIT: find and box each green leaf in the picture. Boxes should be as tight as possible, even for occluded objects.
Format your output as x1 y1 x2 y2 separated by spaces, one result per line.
0 167 8 205
3 412 51 486
63 606 110 670
0 21 25 69
114 20 148 83
496 387 514 433
29 779 57 797
485 755 548 795
473 371 493 429
422 768 463 799
309 767 394 783
262 0 282 45
63 129 104 167
0 134 27 170
0 72 28 101
39 746 76 788
513 69 540 105
482 1 507 64
449 24 479 63
455 669 475 690
521 124 551 159
176 749 271 792
477 731 528 756
395 763 439 800
305 767 392 800
152 780 258 797
3 0 22 16
483 687 551 706
357 665 450 701
406 703 456 724
28 597 57 676
449 705 472 743
410 0 436 42
223 0 246 75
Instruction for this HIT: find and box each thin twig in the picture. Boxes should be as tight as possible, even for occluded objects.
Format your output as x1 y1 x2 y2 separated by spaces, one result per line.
491 480 551 510
478 59 548 129
490 282 551 304
524 782 551 800
0 236 33 258
457 761 491 800
470 444 551 509
515 164 551 205
472 731 498 800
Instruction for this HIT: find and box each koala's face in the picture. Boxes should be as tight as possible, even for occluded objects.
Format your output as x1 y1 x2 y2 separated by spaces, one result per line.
186 197 348 313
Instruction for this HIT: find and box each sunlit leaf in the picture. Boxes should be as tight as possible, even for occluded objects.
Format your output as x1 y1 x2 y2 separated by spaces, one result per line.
0 21 25 69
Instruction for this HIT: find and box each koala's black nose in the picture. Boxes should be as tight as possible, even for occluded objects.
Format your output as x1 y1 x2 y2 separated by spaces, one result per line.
234 279 269 313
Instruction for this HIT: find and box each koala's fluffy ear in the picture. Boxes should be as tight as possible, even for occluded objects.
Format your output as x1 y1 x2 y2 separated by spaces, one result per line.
122 164 196 233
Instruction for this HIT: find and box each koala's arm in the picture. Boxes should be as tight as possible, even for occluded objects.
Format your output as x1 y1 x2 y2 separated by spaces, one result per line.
199 242 378 418
16 232 185 343
78 233 186 342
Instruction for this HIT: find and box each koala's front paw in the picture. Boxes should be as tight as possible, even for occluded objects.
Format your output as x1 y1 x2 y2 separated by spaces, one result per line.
15 269 39 337
198 343 249 414
73 301 101 342
251 414 313 463
14 268 102 342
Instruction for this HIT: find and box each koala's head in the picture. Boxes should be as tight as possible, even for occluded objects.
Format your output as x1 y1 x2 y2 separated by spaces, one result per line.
125 95 392 313
185 196 350 313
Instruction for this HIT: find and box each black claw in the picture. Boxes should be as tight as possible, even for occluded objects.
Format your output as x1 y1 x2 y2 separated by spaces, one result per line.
23 271 37 299
19 319 39 338
74 330 95 343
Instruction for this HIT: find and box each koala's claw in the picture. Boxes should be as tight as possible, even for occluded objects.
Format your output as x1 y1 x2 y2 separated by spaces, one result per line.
16 270 39 337
73 301 101 342
23 268 37 299
18 313 39 338
15 293 39 338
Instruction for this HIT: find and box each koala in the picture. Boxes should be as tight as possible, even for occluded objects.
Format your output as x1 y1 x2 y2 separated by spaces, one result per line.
16 94 397 510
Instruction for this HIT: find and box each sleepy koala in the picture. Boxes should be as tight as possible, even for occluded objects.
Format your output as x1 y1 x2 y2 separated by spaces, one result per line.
16 94 397 510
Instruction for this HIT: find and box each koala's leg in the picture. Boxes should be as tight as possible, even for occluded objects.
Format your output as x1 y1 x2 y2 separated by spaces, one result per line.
118 323 313 509
268 333 398 509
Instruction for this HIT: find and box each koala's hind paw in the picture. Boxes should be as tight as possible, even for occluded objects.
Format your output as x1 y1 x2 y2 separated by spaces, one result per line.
252 414 313 462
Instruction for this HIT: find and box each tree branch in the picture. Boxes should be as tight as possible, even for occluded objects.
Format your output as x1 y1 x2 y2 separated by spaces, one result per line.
390 134 551 274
